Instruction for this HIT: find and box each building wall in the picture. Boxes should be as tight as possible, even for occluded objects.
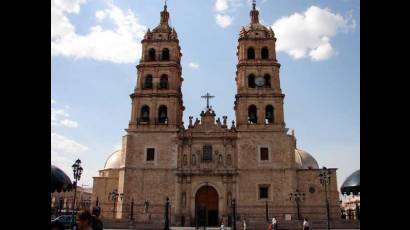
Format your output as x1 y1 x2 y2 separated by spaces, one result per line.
51 186 93 217
92 170 119 219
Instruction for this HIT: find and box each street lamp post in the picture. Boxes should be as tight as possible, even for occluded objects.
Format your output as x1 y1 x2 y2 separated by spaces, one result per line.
231 198 237 230
58 197 64 216
165 197 170 230
265 200 269 222
289 189 305 220
130 197 134 220
319 167 331 230
71 159 83 229
108 189 124 219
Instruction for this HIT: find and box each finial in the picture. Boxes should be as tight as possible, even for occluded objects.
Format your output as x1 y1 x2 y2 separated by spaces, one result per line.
160 0 170 25
250 0 259 23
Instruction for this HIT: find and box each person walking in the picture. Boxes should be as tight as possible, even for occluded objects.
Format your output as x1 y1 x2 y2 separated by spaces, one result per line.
272 217 278 230
91 206 103 230
303 218 310 230
219 217 225 230
76 210 93 230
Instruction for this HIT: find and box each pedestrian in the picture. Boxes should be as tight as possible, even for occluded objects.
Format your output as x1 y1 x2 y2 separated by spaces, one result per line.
220 223 225 230
272 217 278 230
243 218 247 230
91 206 104 230
267 222 272 230
51 219 64 230
220 218 225 230
76 210 93 230
303 218 310 230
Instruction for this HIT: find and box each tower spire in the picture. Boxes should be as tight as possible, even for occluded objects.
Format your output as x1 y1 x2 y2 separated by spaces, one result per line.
160 0 169 25
250 0 259 24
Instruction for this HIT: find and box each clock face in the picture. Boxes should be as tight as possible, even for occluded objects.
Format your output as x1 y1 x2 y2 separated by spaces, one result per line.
255 76 265 86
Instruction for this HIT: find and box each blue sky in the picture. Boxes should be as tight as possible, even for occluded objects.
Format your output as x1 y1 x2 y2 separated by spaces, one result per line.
51 0 360 190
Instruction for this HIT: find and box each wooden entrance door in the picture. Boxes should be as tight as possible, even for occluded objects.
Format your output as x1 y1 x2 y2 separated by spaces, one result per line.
195 185 219 226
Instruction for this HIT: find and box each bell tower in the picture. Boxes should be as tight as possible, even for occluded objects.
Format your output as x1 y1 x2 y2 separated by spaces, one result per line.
234 1 286 132
128 3 184 131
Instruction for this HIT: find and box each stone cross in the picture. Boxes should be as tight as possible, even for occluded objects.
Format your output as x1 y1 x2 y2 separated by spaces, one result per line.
201 92 215 109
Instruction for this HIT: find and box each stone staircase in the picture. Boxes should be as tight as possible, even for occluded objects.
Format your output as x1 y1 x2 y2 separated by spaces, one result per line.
102 219 359 230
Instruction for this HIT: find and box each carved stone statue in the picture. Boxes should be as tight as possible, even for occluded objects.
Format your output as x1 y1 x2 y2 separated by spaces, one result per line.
189 116 193 127
222 116 227 127
192 154 196 165
183 154 187 165
181 192 186 208
226 154 232 165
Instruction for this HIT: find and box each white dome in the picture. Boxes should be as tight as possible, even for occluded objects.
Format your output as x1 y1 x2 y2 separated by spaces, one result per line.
295 149 319 169
104 149 122 169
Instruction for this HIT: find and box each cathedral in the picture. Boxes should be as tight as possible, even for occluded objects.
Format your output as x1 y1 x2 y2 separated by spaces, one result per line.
92 2 340 228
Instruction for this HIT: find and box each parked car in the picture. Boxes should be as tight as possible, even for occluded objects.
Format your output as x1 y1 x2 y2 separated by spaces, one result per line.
53 215 74 229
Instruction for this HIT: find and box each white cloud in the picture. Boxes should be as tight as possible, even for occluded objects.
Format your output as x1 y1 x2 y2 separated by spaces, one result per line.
60 119 79 128
271 6 355 61
52 132 88 154
215 0 229 12
216 14 233 28
51 108 79 128
51 132 89 181
213 0 243 28
188 62 200 69
51 0 147 64
51 104 79 128
95 10 106 21
51 99 56 104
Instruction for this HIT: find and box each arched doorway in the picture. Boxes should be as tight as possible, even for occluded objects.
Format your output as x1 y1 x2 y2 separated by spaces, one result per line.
195 185 219 226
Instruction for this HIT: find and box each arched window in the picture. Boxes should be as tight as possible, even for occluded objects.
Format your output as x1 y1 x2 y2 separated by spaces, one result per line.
159 74 169 89
264 74 271 88
248 74 256 88
247 47 255 60
158 105 168 124
140 105 150 122
143 75 153 89
248 105 257 124
148 48 156 61
265 105 274 124
161 48 170 61
261 47 269 59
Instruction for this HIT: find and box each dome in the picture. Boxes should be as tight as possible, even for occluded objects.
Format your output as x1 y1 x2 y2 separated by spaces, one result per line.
341 169 360 195
51 165 73 193
295 149 319 169
104 149 122 169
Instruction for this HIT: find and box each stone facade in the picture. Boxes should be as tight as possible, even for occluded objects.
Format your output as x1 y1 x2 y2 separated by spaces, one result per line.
51 186 92 218
92 2 341 227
